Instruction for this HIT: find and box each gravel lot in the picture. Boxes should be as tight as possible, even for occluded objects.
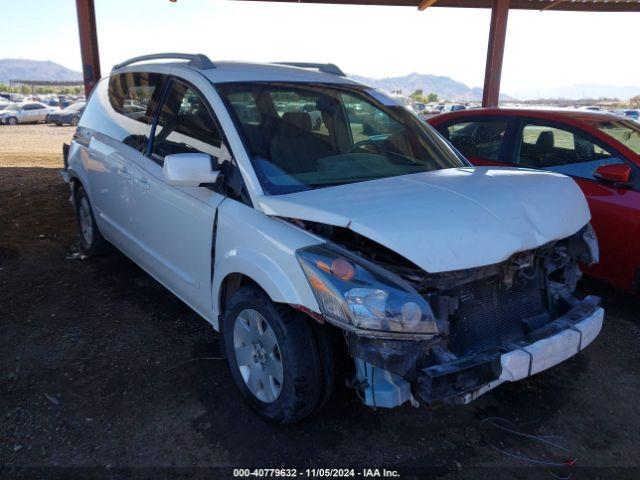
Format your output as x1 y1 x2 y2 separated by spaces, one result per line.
1 124 639 479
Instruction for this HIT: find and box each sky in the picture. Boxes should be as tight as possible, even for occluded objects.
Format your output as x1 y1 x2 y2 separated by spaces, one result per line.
2 0 639 96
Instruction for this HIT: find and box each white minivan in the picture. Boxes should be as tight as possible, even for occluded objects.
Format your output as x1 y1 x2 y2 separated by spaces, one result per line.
62 54 603 423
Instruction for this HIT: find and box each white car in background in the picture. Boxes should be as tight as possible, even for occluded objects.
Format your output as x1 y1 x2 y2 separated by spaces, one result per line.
62 54 603 423
0 102 58 125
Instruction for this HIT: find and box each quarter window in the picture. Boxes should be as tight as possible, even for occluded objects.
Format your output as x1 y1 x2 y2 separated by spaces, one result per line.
107 72 164 150
151 80 228 165
443 120 508 162
518 122 624 180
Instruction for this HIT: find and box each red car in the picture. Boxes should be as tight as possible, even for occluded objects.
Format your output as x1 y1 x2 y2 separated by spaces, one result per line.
428 108 640 293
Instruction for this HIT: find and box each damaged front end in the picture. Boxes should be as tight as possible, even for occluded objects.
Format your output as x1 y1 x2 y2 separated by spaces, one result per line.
295 221 603 409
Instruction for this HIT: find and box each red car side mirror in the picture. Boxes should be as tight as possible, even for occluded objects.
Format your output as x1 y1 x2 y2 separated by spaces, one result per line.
594 164 631 184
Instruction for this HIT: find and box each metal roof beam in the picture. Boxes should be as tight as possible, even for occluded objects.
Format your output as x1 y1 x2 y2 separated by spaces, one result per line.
418 0 439 10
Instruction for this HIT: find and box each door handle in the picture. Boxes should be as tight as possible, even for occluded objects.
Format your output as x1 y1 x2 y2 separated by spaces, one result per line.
119 167 132 180
135 176 150 191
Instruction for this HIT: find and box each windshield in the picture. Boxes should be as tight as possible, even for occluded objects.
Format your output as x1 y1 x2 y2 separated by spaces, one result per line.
4 103 20 111
597 120 640 155
216 82 467 195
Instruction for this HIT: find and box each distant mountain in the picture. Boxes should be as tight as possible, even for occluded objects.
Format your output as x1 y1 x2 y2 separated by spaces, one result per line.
350 72 513 102
0 59 82 84
512 84 640 101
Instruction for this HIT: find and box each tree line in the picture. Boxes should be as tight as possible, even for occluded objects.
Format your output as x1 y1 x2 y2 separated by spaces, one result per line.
0 83 84 95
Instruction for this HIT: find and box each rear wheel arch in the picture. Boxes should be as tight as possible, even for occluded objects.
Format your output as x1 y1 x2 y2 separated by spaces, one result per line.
70 176 81 202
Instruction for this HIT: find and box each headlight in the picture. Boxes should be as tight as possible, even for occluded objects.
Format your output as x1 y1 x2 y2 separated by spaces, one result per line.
297 244 438 337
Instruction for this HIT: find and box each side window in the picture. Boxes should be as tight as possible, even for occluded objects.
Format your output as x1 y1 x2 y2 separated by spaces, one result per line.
151 80 228 165
341 93 403 143
22 104 36 111
443 120 508 162
518 122 624 179
107 72 164 150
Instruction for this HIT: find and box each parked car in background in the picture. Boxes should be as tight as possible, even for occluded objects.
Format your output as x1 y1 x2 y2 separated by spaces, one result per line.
621 109 639 122
579 106 601 112
429 108 640 293
0 102 58 125
48 102 85 126
411 101 427 114
443 103 466 112
63 55 603 423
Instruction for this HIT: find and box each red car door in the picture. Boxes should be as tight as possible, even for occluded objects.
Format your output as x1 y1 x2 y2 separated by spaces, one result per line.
514 119 640 292
576 177 640 291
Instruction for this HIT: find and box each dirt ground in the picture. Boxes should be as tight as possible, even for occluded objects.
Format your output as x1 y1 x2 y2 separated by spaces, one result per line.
1 124 639 479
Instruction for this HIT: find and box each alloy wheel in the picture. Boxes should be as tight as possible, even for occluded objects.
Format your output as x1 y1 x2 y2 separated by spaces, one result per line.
232 308 284 403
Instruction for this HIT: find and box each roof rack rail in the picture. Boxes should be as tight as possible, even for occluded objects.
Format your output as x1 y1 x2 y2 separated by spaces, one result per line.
274 62 346 77
112 53 215 72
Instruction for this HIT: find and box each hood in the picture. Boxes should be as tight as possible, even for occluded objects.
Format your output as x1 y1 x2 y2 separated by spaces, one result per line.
257 167 590 273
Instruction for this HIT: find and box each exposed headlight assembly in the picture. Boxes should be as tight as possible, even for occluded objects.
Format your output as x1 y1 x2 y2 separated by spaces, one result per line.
297 244 438 337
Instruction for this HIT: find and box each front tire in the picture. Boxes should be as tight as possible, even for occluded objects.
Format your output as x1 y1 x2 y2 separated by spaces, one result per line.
75 185 108 255
70 116 79 126
6 117 17 126
223 286 330 423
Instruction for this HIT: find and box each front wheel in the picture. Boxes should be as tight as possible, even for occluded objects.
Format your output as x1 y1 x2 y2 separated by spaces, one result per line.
70 116 79 126
6 117 17 126
223 286 331 423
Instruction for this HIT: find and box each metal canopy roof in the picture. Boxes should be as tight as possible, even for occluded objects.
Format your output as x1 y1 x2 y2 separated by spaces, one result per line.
74 0 639 106
237 0 640 11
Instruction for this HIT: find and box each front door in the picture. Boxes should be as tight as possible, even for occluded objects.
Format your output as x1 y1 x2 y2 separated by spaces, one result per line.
125 78 230 318
514 120 640 290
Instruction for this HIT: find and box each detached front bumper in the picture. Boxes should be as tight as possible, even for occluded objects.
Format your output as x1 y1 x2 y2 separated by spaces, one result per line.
418 296 603 405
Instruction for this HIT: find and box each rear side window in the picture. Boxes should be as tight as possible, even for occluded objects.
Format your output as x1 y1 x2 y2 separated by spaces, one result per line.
150 80 228 166
442 119 508 162
518 122 624 179
107 72 164 150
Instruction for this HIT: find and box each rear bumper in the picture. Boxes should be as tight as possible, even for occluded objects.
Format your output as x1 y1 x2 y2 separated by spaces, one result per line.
417 296 603 405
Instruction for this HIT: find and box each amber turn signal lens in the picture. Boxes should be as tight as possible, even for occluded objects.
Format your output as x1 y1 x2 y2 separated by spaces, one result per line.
309 274 331 293
316 260 332 274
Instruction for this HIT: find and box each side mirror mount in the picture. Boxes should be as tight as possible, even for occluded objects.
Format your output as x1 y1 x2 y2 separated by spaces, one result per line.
594 163 631 185
163 153 219 187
